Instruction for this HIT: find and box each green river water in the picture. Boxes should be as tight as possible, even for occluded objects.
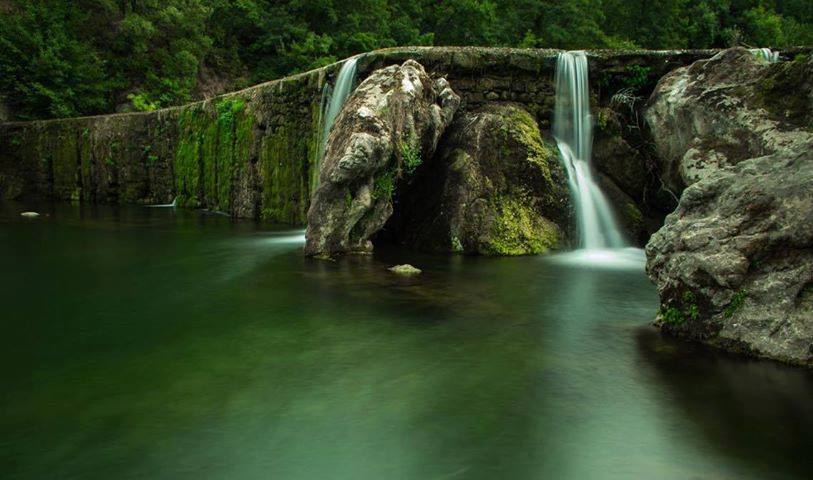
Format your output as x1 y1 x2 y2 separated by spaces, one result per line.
1 202 811 479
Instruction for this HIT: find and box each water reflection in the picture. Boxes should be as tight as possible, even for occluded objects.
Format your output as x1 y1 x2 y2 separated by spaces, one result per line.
636 329 813 479
0 203 811 480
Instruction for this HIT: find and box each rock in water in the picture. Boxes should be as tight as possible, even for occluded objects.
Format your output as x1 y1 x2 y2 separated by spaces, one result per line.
20 211 40 218
304 60 460 256
388 264 422 275
644 48 813 366
391 103 570 255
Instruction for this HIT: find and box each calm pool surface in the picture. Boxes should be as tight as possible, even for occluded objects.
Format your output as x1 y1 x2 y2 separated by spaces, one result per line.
1 202 811 479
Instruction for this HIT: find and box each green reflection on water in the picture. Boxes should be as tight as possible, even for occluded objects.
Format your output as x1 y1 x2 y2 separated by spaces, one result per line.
1 202 811 480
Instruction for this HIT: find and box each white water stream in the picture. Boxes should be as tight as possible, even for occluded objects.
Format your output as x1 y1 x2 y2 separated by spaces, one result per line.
313 56 359 189
749 48 779 63
552 51 644 268
553 51 625 250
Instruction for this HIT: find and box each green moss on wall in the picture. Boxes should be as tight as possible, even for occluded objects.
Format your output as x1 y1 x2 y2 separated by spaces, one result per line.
174 97 254 213
175 106 205 207
309 95 324 195
756 55 813 129
507 107 555 185
47 125 81 201
259 123 310 223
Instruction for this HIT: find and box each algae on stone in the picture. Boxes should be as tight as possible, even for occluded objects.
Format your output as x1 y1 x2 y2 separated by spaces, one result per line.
392 103 570 255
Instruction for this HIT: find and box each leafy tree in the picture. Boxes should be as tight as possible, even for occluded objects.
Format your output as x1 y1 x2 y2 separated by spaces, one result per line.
0 2 110 119
0 0 811 120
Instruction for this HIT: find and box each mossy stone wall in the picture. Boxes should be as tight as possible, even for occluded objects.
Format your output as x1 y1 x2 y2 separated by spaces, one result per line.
6 47 806 225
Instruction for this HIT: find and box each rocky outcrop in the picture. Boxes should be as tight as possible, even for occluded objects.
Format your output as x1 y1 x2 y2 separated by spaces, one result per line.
644 48 813 194
388 103 570 255
304 60 460 256
645 49 813 366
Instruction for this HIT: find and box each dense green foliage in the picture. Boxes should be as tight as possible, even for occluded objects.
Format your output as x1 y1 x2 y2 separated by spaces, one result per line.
1 0 811 120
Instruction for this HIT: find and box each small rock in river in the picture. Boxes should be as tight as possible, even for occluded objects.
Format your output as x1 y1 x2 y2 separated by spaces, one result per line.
388 264 422 275
20 212 40 218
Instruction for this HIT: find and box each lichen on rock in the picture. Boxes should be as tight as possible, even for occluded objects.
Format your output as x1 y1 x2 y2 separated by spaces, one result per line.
390 103 570 255
304 59 460 257
645 48 813 366
389 264 421 275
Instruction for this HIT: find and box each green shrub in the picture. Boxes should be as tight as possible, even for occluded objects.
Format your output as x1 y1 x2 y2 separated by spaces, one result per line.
723 290 748 318
661 306 684 325
372 170 395 200
128 93 160 112
624 65 652 90
400 140 421 175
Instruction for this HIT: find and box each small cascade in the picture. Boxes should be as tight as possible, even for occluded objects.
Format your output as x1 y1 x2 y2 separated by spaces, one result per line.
313 56 359 189
147 196 178 208
749 48 780 63
312 81 332 189
553 51 624 251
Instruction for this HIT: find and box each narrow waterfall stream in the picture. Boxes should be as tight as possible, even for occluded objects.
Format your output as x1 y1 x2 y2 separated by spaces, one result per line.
313 56 359 188
553 51 624 250
749 48 779 62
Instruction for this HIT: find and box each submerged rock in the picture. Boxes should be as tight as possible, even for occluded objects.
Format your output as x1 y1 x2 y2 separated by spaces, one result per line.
388 264 422 275
304 60 460 257
390 103 570 255
644 48 813 366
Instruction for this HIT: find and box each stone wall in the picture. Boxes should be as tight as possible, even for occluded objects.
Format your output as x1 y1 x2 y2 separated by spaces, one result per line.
0 47 754 225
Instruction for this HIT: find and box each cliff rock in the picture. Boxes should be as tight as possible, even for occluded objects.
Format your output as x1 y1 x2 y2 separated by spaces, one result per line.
645 48 813 366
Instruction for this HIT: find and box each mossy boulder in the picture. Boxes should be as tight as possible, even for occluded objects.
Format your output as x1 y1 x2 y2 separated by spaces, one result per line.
389 103 570 255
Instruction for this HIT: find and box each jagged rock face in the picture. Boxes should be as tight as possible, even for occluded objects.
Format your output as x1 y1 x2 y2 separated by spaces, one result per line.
304 60 460 256
645 48 813 366
389 103 570 255
644 48 813 195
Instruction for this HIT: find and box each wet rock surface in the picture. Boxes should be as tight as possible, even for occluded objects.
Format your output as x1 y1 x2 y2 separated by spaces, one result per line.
304 60 460 256
645 48 813 366
388 103 570 255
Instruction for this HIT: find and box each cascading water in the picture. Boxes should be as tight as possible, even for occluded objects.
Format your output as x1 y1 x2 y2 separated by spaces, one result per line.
749 48 779 63
322 56 359 149
553 51 624 251
313 56 359 189
147 197 177 208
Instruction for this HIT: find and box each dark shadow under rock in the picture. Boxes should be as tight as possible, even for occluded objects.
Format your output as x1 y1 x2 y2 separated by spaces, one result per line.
385 103 571 255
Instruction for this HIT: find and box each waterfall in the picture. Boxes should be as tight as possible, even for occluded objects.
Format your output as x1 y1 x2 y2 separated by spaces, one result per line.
312 81 332 189
147 196 177 208
313 56 359 189
322 56 359 146
553 51 624 250
749 48 779 63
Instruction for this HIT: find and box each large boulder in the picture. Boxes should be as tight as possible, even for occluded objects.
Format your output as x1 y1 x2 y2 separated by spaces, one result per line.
644 48 813 195
389 103 571 255
644 49 813 366
304 60 460 256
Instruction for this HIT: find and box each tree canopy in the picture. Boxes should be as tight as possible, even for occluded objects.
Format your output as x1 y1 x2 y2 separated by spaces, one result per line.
1 0 811 120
